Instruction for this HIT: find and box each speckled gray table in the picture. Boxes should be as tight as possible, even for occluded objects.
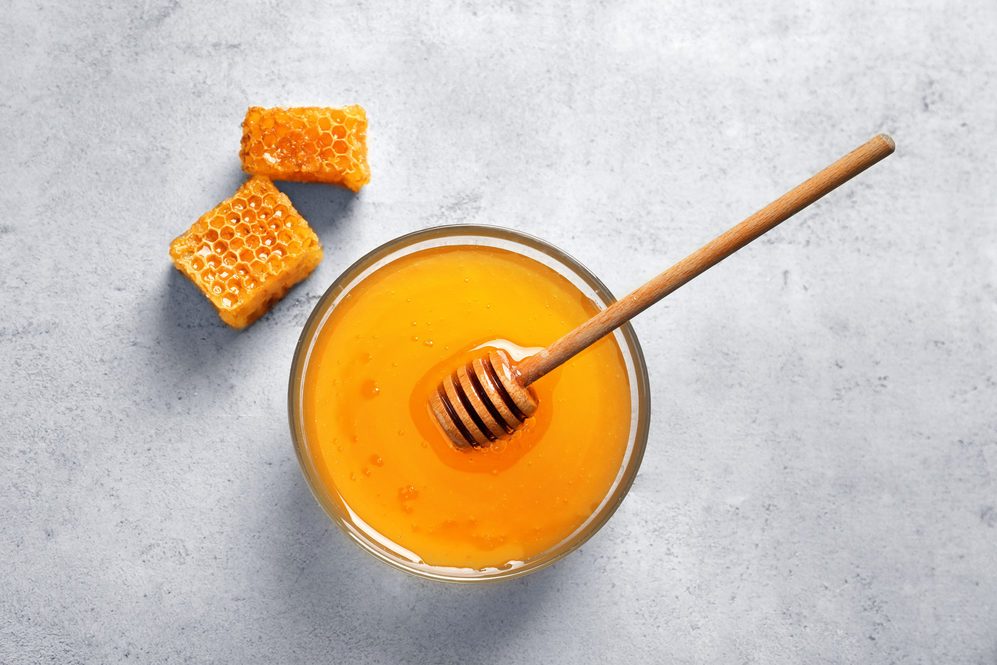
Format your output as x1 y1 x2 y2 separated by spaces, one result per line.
2 2 995 663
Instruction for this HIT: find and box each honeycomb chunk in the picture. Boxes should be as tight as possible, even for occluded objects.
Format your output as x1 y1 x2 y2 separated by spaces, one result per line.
240 106 370 192
170 176 323 329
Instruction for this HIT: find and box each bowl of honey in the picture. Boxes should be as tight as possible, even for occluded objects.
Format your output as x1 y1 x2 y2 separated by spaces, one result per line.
289 225 650 582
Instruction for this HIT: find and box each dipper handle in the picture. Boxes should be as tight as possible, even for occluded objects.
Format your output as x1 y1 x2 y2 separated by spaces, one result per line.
516 134 895 385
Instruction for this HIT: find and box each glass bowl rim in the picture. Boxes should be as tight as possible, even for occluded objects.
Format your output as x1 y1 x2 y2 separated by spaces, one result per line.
288 223 651 583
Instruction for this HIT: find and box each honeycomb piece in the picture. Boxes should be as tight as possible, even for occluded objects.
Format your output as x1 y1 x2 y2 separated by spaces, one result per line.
170 176 323 329
240 106 370 192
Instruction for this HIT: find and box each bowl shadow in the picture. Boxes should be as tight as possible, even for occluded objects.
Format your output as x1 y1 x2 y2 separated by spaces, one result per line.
260 464 574 661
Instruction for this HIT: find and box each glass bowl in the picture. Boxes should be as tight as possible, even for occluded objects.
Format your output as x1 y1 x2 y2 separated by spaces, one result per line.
288 225 650 582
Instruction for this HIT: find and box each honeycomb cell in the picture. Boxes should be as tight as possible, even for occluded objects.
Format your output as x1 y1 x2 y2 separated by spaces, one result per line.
169 176 323 329
240 106 370 192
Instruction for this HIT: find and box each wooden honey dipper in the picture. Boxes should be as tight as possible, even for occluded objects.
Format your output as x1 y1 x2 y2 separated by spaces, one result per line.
430 134 895 447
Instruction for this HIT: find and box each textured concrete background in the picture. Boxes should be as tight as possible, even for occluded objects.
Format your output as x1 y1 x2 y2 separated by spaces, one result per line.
2 1 995 663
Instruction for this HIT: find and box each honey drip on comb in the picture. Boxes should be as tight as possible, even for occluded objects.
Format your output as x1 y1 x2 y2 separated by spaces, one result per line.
240 106 370 192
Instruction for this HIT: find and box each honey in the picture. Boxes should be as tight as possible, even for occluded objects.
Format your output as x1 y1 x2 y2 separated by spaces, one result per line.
299 244 634 571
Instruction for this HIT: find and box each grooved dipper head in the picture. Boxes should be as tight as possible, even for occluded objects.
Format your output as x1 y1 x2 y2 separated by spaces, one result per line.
429 348 538 447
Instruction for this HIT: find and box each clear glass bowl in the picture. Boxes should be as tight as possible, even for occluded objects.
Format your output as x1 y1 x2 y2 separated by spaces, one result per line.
288 225 651 582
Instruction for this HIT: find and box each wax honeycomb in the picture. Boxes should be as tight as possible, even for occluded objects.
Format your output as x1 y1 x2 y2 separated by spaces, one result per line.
240 106 370 192
169 176 323 329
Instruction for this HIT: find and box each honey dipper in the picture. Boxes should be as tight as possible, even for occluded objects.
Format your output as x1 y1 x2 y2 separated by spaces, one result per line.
430 134 895 447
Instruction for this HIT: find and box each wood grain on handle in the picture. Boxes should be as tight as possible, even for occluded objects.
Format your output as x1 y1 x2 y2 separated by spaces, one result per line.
516 134 895 386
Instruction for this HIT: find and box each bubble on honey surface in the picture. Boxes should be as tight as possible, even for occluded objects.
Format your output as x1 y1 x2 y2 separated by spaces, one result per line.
370 454 384 467
398 485 419 513
240 106 370 192
487 439 508 454
168 175 322 329
361 378 381 398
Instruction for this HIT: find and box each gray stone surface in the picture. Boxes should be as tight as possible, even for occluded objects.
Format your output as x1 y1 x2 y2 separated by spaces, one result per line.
2 1 995 663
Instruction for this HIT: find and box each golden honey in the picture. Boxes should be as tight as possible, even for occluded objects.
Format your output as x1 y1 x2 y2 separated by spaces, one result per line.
300 244 633 571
